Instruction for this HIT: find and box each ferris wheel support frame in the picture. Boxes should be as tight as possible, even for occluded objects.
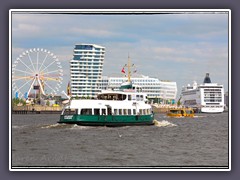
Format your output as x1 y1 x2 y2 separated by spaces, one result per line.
26 75 46 98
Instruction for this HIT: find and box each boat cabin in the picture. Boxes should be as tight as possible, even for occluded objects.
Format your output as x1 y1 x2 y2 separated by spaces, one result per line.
62 106 152 116
62 91 152 117
167 108 194 117
97 91 147 102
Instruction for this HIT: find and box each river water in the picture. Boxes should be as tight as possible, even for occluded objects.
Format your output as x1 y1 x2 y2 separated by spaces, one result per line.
11 112 229 169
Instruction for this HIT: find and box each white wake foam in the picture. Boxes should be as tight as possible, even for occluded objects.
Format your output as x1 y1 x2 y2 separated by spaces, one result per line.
41 123 67 129
153 119 177 127
70 124 89 129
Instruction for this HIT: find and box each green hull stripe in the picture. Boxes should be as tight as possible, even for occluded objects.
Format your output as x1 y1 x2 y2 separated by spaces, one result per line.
59 114 154 125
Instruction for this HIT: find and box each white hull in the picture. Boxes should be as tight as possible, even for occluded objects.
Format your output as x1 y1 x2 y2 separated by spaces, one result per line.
201 107 224 113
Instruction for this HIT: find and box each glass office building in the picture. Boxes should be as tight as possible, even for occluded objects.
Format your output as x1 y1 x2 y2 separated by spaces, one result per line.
101 75 177 103
70 44 105 98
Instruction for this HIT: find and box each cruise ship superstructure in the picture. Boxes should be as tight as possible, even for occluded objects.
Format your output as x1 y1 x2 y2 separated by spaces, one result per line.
181 73 224 113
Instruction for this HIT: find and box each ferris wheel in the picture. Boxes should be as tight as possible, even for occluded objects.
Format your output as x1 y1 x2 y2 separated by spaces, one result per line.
12 48 63 99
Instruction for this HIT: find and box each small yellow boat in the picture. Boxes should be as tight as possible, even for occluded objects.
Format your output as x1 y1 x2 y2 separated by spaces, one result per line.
167 108 194 118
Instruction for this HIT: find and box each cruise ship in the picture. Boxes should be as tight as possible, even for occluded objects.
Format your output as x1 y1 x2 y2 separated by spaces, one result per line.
180 73 224 113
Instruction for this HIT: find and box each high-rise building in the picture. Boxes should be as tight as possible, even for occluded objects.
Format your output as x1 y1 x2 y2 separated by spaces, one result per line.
70 44 105 98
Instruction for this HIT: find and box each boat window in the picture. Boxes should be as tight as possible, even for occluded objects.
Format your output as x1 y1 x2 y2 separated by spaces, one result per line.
123 109 127 115
119 109 122 115
136 95 143 101
132 95 136 101
133 109 136 115
147 109 150 114
142 109 145 115
98 93 127 101
94 109 100 115
139 109 143 115
181 110 185 115
107 108 112 115
107 95 114 100
118 94 127 101
186 110 193 114
63 109 78 115
102 109 106 115
81 109 92 115
128 109 131 115
97 94 108 100
172 110 181 114
136 95 140 101
114 109 118 115
128 95 132 101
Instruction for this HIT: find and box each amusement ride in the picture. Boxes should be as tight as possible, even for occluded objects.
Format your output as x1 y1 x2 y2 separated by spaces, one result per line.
12 48 63 101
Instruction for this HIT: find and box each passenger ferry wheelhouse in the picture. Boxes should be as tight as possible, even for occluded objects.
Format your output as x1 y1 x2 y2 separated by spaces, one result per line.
59 58 154 126
180 73 224 113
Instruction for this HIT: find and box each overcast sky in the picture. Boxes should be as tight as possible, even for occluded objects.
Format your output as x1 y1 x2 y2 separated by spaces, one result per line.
11 10 229 98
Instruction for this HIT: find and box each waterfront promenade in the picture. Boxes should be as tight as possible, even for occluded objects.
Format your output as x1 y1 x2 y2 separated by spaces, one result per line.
12 104 176 114
12 105 62 114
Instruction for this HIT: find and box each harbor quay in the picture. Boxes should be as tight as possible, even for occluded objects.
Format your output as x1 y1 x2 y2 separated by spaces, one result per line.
12 104 176 114
12 104 62 114
152 104 179 113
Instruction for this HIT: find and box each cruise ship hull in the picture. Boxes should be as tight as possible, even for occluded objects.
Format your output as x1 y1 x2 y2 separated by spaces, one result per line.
201 107 224 113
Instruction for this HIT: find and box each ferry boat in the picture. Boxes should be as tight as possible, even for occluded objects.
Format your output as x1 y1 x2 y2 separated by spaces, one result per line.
180 73 224 113
58 57 154 126
167 108 194 118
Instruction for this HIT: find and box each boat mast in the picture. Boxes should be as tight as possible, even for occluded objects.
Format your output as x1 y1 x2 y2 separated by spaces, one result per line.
127 54 131 82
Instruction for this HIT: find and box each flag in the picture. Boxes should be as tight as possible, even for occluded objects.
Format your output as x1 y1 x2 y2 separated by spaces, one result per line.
67 82 71 95
15 92 19 99
24 92 28 99
121 68 125 74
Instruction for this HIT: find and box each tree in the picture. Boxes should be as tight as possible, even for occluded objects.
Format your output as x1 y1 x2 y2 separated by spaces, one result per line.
46 100 50 106
12 98 27 106
177 97 182 107
12 98 20 106
19 98 26 106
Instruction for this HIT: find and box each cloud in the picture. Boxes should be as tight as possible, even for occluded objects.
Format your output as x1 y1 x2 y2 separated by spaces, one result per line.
10 11 229 98
153 47 175 54
14 23 40 33
12 23 42 39
69 27 118 37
